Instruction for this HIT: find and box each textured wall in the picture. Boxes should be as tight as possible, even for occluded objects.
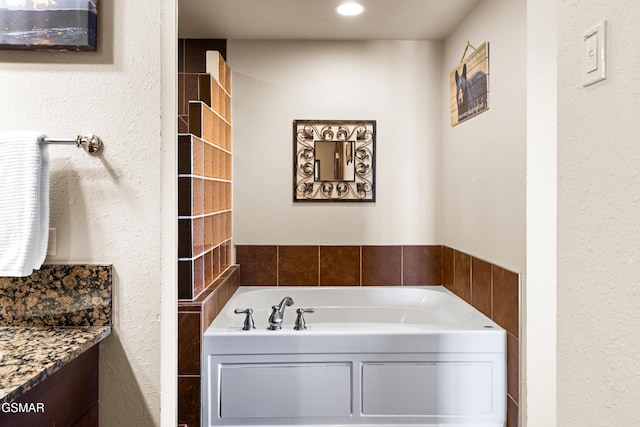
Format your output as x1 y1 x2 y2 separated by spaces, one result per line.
0 1 165 425
440 0 527 274
524 0 558 425
558 1 640 425
229 40 442 246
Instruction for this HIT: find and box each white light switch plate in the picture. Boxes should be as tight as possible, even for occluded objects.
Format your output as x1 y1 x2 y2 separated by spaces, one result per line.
583 21 606 87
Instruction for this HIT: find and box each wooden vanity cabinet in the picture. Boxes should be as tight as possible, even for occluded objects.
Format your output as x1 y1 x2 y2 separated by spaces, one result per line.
0 345 99 427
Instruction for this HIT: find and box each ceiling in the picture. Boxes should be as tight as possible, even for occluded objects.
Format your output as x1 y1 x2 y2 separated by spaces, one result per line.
178 0 481 40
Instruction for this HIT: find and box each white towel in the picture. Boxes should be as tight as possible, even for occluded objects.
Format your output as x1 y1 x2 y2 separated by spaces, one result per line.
0 132 49 277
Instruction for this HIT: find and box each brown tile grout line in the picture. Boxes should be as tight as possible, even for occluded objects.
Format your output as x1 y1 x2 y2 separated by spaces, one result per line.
180 39 186 72
490 263 495 318
359 245 362 286
400 246 404 286
177 310 200 315
452 247 456 292
469 250 473 304
440 244 444 286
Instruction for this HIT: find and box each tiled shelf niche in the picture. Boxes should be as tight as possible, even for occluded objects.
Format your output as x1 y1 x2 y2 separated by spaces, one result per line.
177 42 237 427
178 51 232 301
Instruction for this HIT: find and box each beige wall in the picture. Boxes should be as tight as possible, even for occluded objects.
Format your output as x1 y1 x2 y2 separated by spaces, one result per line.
440 0 527 274
0 0 177 425
558 1 640 425
442 2 528 424
525 0 558 425
229 40 442 246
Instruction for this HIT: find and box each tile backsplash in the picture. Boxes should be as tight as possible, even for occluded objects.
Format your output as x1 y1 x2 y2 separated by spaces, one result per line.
235 245 443 287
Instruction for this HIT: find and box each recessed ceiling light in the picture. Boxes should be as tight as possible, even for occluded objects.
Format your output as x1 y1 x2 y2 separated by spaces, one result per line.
336 2 365 16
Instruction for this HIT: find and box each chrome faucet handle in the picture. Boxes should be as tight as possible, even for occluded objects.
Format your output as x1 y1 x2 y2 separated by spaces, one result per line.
294 308 315 330
234 308 256 330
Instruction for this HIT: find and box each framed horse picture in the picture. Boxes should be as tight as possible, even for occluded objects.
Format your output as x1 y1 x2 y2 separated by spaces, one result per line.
450 42 490 126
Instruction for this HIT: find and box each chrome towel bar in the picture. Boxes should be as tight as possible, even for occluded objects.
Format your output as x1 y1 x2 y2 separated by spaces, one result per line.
42 134 103 154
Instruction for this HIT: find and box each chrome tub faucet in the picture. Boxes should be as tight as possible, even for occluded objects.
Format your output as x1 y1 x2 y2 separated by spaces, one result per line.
268 296 294 330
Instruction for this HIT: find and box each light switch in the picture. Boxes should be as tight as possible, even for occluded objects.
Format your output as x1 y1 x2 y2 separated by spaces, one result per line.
585 34 598 73
583 21 606 87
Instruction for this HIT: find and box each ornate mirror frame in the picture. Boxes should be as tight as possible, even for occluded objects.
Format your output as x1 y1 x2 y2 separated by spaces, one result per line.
293 120 376 202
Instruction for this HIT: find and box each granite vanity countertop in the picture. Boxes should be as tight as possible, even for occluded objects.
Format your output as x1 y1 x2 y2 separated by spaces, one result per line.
0 326 111 404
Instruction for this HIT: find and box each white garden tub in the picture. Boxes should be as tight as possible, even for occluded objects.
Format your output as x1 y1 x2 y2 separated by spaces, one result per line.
203 286 506 427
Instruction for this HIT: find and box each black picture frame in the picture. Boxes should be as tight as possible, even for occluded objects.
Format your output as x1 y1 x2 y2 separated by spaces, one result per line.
0 0 97 51
293 119 376 202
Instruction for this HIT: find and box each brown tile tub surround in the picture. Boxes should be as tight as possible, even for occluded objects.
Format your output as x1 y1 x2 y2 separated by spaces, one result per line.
236 244 521 426
236 245 444 286
443 247 521 427
234 245 277 286
279 246 319 286
177 265 239 427
402 245 442 285
362 246 402 286
320 246 360 286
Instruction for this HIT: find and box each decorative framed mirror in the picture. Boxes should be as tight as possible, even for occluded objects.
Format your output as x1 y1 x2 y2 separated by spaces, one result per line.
293 120 376 202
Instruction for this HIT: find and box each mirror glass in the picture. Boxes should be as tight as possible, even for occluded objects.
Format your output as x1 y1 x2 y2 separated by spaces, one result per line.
294 120 375 202
314 141 355 182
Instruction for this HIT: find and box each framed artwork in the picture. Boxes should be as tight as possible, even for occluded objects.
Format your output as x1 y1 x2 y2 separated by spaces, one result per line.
0 0 97 51
450 41 489 126
293 120 376 202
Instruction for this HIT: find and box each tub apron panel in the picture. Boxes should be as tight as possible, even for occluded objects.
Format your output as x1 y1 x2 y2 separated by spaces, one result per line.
202 286 506 427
